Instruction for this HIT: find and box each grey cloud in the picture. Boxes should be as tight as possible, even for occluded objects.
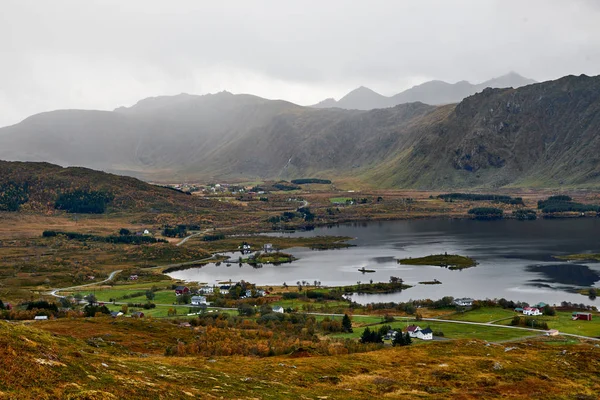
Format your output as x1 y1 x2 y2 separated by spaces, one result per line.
1 0 599 126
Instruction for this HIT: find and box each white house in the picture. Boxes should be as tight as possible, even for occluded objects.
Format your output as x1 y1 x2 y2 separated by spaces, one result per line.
34 315 48 321
272 306 284 314
454 298 474 307
199 286 214 294
191 296 207 305
523 307 542 316
406 325 422 338
415 327 433 340
219 285 231 295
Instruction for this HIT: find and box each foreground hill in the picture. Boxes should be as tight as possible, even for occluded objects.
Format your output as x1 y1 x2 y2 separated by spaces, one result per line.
0 75 599 188
1 319 599 399
0 161 212 214
312 72 536 109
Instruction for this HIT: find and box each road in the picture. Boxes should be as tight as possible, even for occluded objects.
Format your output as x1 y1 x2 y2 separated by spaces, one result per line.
176 230 211 247
49 269 123 298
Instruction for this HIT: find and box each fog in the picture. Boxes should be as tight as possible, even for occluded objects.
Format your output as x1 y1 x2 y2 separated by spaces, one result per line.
1 0 599 127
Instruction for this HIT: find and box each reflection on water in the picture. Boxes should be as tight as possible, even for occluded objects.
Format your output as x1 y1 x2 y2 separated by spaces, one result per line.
168 218 600 305
526 264 600 286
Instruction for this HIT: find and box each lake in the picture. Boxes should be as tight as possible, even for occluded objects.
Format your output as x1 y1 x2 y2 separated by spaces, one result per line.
167 218 600 306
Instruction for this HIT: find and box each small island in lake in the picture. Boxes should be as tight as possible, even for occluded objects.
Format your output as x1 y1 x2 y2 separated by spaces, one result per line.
419 279 442 285
554 253 600 262
398 253 477 270
244 251 296 265
358 267 376 273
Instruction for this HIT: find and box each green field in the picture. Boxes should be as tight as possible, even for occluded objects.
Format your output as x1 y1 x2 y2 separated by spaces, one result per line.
446 307 518 323
329 318 538 342
329 197 352 204
495 311 600 337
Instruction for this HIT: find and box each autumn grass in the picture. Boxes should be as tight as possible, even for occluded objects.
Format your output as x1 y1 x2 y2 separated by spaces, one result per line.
5 318 600 399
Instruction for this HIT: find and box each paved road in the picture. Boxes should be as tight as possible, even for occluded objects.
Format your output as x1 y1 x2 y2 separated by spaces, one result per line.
49 269 123 298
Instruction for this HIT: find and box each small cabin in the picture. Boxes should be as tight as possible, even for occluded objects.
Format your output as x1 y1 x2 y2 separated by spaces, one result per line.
272 306 284 314
263 243 274 253
34 315 48 321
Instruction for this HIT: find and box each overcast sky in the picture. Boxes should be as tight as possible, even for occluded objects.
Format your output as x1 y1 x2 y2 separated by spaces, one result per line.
1 0 599 127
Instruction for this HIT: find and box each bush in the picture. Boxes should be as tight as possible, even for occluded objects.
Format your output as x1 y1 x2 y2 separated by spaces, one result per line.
54 190 114 214
290 179 332 185
468 207 504 220
0 182 29 211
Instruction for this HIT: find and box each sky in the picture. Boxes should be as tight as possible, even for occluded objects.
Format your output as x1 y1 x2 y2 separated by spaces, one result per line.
1 0 600 127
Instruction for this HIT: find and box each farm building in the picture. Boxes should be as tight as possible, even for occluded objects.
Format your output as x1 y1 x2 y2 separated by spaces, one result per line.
454 298 474 307
175 286 190 296
406 325 422 338
572 312 592 321
523 307 542 316
191 296 207 305
415 327 433 341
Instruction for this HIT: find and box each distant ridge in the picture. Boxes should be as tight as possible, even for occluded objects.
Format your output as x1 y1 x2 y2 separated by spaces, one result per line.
1 74 599 190
312 72 537 110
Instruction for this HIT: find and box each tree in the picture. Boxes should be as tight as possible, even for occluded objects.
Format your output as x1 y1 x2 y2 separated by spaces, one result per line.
238 303 255 316
404 332 412 345
86 293 97 305
177 293 191 305
392 331 406 346
119 228 131 236
146 290 155 301
342 313 353 333
360 327 383 344
588 288 597 300
121 304 128 314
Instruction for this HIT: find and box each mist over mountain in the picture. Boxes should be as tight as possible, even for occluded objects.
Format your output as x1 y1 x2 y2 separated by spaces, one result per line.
312 72 537 110
0 74 598 189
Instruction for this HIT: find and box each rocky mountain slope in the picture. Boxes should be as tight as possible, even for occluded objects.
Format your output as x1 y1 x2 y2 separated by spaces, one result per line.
313 72 536 109
0 74 598 189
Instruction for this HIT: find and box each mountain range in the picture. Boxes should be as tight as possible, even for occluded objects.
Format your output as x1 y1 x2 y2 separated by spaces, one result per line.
312 72 537 110
0 74 599 189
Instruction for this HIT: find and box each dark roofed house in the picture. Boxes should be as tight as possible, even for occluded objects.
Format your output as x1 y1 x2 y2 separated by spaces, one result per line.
175 286 190 296
416 327 433 340
131 311 144 318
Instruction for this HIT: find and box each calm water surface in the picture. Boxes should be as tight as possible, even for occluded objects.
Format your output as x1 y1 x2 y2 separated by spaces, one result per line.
167 219 600 305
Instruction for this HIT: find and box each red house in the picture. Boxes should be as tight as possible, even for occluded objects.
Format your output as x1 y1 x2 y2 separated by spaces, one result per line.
175 286 190 296
572 312 592 321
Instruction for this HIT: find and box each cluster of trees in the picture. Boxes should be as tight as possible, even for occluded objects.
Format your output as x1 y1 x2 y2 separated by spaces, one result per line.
202 233 225 241
392 331 412 346
268 208 315 224
163 225 188 238
272 182 300 191
513 209 537 220
537 195 600 214
42 230 167 244
510 316 549 330
360 327 384 343
438 193 524 205
54 189 114 214
290 178 332 185
468 207 504 220
0 182 29 211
